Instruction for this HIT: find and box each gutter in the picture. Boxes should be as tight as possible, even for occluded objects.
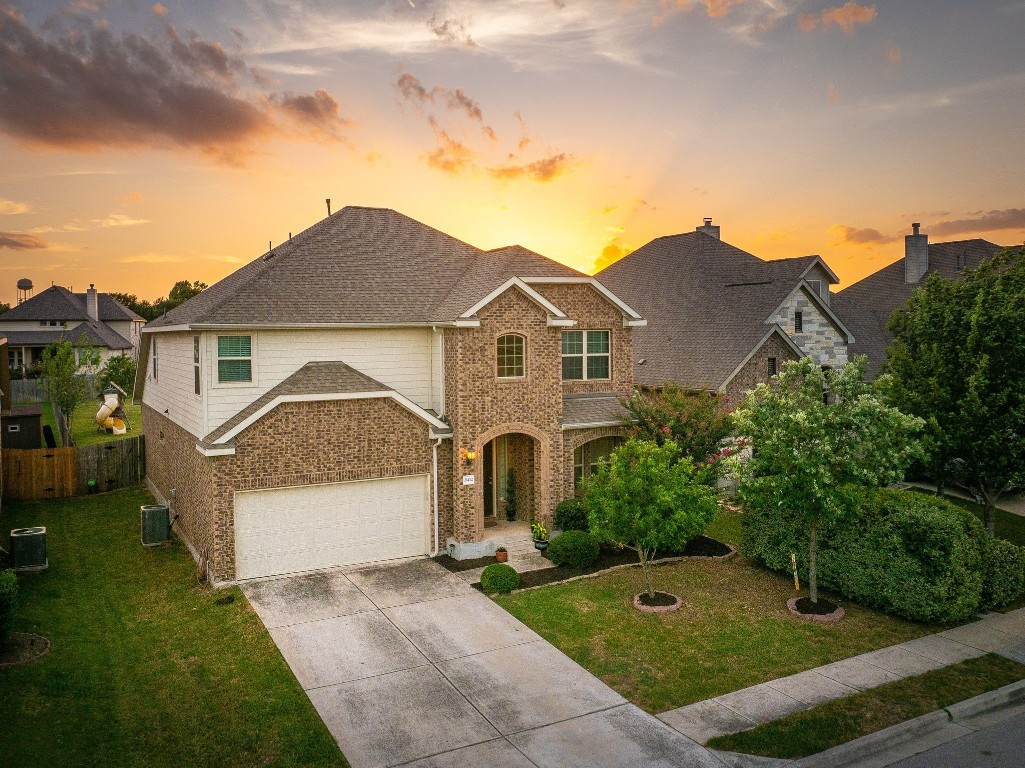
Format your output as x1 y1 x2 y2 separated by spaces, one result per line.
432 437 442 556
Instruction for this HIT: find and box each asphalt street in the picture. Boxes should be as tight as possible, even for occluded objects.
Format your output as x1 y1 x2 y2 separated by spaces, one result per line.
889 711 1025 768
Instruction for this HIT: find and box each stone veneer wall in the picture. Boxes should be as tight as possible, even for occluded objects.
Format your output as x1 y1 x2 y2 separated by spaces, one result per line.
767 288 848 368
723 333 801 400
444 284 633 544
146 397 436 584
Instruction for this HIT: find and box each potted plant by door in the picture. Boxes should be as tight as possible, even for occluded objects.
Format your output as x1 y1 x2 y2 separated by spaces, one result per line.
531 521 550 551
494 546 508 563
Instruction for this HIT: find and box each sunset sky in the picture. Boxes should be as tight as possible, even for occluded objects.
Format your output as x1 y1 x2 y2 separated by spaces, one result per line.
1 0 1023 308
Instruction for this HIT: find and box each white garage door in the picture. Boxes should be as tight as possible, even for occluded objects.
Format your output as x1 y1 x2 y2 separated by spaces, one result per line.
234 474 429 579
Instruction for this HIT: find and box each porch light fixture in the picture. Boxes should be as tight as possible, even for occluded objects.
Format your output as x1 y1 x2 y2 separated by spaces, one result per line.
460 447 477 465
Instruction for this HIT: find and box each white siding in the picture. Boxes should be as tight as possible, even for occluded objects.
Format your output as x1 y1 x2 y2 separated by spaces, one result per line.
431 328 445 415
142 331 205 438
205 328 441 432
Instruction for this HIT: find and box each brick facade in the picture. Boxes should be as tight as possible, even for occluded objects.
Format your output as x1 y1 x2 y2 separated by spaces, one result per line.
723 333 800 400
444 283 633 546
145 397 435 584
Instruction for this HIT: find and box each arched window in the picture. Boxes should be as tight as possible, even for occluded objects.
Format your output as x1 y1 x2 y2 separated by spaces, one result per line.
497 334 526 378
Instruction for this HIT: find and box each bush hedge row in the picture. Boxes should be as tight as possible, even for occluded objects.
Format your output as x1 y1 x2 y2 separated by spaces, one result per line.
741 487 1025 624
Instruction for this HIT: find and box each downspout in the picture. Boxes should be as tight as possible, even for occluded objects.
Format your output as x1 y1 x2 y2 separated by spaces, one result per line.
432 436 442 556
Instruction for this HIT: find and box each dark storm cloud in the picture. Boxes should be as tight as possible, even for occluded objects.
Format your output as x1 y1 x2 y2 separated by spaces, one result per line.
0 4 349 156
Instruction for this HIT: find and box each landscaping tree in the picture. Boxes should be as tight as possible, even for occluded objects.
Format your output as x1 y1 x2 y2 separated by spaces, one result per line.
731 356 923 604
157 279 207 315
887 247 1025 535
97 354 137 397
108 291 157 321
40 335 101 434
582 438 718 599
622 384 733 467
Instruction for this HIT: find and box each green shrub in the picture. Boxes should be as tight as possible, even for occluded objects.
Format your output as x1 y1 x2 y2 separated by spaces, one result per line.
0 570 18 645
547 530 600 569
982 538 1025 609
555 497 589 532
479 563 520 594
741 487 991 624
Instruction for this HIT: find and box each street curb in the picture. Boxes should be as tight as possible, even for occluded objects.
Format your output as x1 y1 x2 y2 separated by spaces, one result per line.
791 679 1025 768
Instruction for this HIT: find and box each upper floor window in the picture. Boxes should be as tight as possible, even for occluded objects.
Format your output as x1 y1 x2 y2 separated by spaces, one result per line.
794 311 804 333
193 336 201 395
217 335 252 383
151 337 158 382
496 334 525 378
562 330 610 381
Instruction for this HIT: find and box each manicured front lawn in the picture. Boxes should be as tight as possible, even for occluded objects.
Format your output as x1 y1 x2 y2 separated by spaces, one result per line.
495 547 933 714
708 653 1025 758
69 398 143 447
0 488 347 768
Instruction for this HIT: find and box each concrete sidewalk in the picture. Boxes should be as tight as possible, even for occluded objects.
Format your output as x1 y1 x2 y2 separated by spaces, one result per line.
658 608 1025 745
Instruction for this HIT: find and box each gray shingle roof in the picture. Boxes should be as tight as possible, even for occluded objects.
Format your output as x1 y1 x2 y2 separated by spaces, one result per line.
596 232 831 390
4 321 132 350
561 393 629 428
150 208 583 329
0 285 143 322
203 361 393 444
834 238 1005 378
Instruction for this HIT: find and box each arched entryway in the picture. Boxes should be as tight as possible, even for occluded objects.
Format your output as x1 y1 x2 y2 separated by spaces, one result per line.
482 432 537 523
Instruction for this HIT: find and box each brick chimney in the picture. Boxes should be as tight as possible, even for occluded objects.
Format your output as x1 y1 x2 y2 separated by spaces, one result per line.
86 284 99 321
904 223 929 284
696 217 720 239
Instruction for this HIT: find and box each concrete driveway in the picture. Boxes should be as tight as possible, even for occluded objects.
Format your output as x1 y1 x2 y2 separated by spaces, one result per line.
242 559 723 768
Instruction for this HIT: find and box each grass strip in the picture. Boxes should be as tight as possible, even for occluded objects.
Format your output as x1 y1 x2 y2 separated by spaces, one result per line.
708 653 1025 759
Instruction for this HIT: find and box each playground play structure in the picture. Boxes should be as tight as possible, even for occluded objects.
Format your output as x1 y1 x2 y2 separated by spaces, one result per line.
95 382 129 435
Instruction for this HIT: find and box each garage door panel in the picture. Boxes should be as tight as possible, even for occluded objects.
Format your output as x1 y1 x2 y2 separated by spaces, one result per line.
235 474 429 579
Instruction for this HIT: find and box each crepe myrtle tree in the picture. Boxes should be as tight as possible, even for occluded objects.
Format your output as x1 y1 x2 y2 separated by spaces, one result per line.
621 384 734 469
731 356 923 604
582 438 718 600
887 246 1025 535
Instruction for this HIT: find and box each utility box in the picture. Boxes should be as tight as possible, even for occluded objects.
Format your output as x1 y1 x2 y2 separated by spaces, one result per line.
11 527 48 571
141 504 170 546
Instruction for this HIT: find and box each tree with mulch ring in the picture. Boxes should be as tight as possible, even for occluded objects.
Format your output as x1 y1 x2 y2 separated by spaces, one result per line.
731 357 923 617
582 438 718 611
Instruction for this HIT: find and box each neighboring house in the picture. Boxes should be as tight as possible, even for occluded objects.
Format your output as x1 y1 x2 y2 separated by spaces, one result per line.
0 283 144 374
596 218 853 397
833 223 1006 379
138 206 645 584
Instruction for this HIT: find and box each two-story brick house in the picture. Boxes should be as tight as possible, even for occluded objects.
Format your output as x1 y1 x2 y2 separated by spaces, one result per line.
138 207 643 584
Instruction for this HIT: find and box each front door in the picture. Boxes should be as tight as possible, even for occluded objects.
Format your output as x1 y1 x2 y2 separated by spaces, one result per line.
483 440 494 517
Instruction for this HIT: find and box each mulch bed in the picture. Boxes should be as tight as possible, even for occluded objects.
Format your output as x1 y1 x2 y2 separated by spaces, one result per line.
636 590 680 608
794 597 840 615
432 554 496 572
463 534 733 590
0 633 51 667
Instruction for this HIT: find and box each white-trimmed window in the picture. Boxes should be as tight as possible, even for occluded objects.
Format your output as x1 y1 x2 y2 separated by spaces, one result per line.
151 337 158 382
217 335 252 383
496 334 525 378
193 336 201 395
562 330 610 381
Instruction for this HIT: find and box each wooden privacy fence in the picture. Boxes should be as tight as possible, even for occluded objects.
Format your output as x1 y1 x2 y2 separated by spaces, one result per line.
2 435 146 502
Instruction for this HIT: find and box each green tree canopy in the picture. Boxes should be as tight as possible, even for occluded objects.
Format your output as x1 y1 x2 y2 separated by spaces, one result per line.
622 384 734 469
40 334 101 436
731 356 923 603
97 354 137 397
886 247 1025 534
582 438 718 599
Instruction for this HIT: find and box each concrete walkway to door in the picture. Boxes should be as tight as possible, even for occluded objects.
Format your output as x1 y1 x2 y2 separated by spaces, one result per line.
242 559 725 768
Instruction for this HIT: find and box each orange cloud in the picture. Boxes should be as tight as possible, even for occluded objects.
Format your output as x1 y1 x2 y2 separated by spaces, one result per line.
799 3 877 34
887 42 902 65
930 209 1025 237
487 152 573 183
0 199 29 215
152 3 168 15
831 225 897 245
827 82 839 103
593 238 633 271
424 125 477 175
0 231 47 250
